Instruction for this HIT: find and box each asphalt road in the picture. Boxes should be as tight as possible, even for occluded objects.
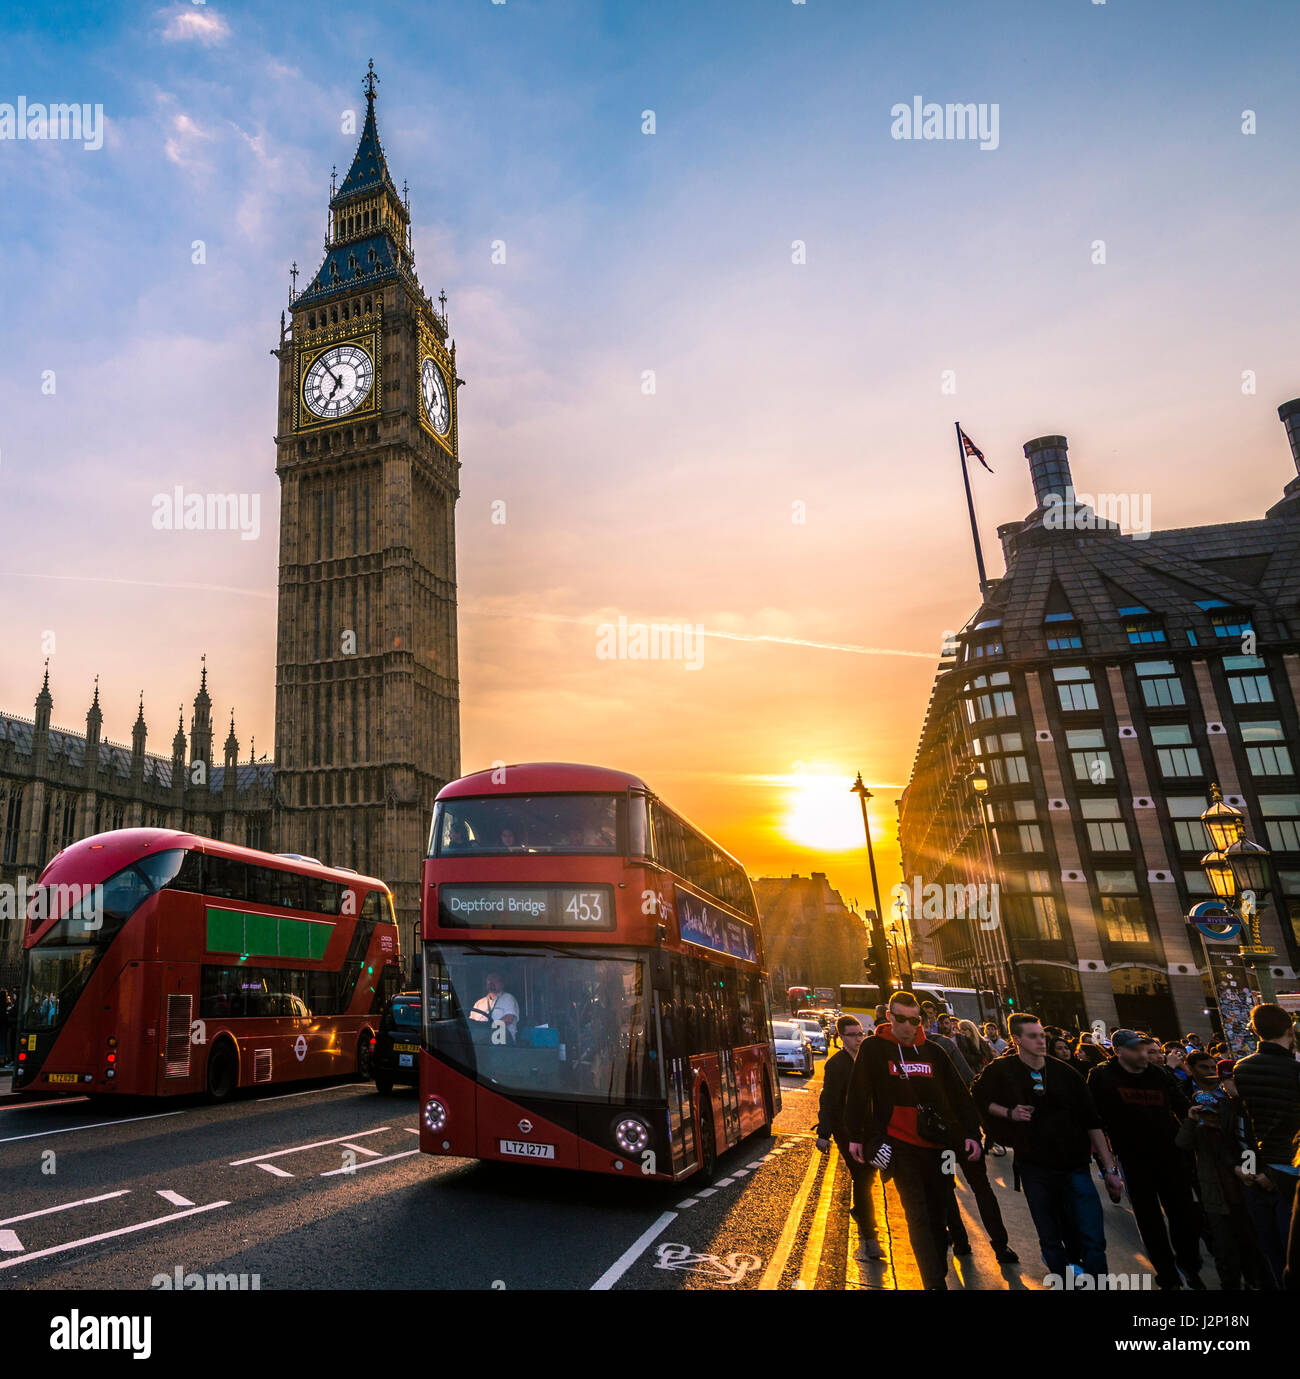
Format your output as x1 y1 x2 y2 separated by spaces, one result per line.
0 1061 843 1292
0 1050 1242 1294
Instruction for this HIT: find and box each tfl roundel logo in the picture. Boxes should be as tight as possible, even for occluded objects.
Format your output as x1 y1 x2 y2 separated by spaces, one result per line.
1188 900 1241 942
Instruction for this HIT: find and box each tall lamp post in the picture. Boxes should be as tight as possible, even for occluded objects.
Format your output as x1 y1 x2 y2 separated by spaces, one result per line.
890 890 915 985
969 767 1017 1013
1199 784 1276 1006
851 773 894 998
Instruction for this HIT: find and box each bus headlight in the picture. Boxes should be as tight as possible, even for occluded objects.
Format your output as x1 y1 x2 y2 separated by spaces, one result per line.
614 1117 650 1155
423 1097 448 1133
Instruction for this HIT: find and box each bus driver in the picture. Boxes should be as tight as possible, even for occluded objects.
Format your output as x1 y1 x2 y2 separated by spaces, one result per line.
469 971 519 1042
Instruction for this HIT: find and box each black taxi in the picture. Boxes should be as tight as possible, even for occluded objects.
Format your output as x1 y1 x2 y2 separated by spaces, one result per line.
371 991 422 1094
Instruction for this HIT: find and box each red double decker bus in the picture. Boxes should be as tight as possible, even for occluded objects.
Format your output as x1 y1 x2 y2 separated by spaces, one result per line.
14 829 402 1100
417 763 779 1181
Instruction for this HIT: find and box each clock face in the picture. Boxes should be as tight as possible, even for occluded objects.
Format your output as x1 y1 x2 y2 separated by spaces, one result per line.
421 358 451 436
303 343 374 419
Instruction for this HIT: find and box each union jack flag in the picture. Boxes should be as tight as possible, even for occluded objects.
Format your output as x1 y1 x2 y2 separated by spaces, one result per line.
959 427 993 473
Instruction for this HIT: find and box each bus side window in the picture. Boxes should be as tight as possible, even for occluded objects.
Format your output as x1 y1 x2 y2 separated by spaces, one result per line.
165 850 204 893
205 856 247 901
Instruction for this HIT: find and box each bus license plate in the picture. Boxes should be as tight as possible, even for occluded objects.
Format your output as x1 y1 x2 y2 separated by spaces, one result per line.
398 1054 414 1068
47 1073 79 1084
499 1139 555 1159
393 1043 418 1053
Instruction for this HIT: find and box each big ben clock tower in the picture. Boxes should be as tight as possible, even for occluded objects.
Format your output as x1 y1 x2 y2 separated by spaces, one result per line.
273 63 460 956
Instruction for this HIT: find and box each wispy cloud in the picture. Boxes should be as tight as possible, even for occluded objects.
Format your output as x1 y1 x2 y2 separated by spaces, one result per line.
159 8 231 44
464 603 936 660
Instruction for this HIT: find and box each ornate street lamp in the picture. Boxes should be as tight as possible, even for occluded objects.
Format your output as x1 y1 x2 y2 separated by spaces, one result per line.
1198 783 1276 1006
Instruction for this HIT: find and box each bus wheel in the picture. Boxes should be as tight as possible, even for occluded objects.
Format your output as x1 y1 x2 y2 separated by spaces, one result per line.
206 1043 238 1103
695 1097 718 1185
374 1071 394 1095
356 1035 373 1080
756 1079 775 1138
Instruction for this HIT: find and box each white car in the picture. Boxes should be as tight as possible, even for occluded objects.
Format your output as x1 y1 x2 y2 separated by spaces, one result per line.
794 1017 828 1055
772 1020 814 1077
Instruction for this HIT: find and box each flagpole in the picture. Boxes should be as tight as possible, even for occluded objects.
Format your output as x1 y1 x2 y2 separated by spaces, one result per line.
955 421 989 598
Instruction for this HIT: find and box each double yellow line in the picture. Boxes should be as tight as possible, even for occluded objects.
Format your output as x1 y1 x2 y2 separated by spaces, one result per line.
757 1146 841 1290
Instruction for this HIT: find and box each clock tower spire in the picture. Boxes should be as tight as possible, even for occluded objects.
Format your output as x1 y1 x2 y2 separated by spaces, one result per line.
273 66 461 958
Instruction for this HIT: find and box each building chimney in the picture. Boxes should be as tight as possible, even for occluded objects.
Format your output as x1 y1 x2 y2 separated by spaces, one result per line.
1278 399 1300 476
1023 435 1073 510
997 520 1026 565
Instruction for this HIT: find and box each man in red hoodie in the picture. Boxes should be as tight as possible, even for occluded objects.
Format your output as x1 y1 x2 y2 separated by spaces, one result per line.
845 990 984 1290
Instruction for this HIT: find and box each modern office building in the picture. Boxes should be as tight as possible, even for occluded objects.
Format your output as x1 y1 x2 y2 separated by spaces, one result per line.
898 403 1300 1037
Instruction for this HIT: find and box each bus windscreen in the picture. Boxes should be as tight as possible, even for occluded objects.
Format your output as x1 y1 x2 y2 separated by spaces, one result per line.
431 795 621 856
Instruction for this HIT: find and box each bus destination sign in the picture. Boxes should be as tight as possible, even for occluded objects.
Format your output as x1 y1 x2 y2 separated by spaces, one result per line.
438 884 615 931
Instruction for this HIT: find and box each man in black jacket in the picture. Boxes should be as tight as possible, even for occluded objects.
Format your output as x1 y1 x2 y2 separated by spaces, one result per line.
973 1013 1121 1281
845 991 983 1290
816 1015 884 1260
1088 1029 1204 1290
1232 1002 1300 1288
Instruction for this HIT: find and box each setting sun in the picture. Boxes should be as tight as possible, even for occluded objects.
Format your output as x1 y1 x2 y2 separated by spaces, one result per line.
782 774 869 851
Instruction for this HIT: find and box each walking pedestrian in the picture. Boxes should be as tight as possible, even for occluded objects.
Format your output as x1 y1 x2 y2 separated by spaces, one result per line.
816 1015 884 1261
982 1022 1008 1057
1174 1054 1272 1290
972 1012 1119 1282
955 1019 992 1072
1232 1003 1300 1289
845 991 984 1291
1163 1043 1194 1094
1088 1030 1205 1289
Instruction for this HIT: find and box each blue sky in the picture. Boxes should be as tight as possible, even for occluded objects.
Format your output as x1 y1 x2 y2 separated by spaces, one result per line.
3 0 1300 891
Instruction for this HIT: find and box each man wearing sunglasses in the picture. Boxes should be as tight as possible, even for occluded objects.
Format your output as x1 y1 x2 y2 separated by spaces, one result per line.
844 991 984 1290
816 1016 885 1261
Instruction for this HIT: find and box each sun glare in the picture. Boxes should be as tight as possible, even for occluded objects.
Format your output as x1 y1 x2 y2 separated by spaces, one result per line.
783 775 866 851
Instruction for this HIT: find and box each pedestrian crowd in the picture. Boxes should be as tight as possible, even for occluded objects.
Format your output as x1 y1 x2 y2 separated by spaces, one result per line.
815 989 1300 1290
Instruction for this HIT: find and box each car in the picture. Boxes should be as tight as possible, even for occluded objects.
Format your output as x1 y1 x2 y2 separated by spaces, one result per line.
371 991 422 1094
793 1017 828 1055
796 1007 835 1034
771 1020 814 1077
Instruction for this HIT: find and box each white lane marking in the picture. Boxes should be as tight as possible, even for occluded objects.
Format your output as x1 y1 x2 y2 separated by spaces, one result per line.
260 1083 359 1102
714 1176 735 1187
0 1230 22 1252
339 1142 383 1157
229 1127 389 1166
676 1198 698 1210
156 1190 193 1207
0 1097 90 1112
0 1110 184 1146
589 1211 677 1291
695 1187 717 1197
0 1190 131 1227
0 1200 230 1271
258 1164 294 1178
319 1148 420 1176
732 1167 751 1177
404 1127 419 1135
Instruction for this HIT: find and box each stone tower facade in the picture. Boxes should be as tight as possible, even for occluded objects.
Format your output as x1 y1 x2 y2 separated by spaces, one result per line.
272 67 461 957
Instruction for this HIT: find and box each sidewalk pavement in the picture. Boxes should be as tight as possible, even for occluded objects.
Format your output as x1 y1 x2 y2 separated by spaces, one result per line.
845 1147 1223 1291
